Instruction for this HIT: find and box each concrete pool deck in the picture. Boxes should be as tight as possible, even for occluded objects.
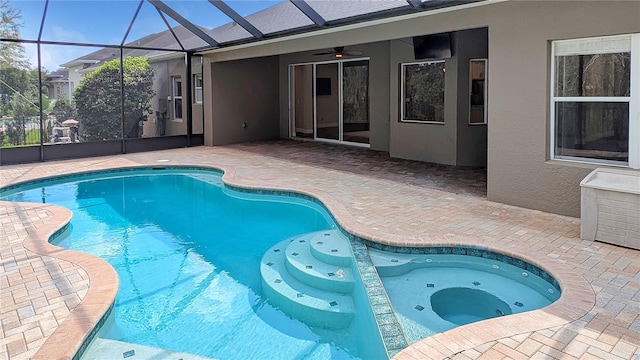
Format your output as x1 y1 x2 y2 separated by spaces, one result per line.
1 140 639 360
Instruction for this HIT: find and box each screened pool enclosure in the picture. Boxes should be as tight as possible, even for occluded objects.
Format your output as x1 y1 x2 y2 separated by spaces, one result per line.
0 0 472 164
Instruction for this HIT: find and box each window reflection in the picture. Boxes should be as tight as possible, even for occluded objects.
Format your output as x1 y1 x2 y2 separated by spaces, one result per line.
342 60 369 144
469 59 486 124
555 102 629 162
402 61 445 123
555 53 630 97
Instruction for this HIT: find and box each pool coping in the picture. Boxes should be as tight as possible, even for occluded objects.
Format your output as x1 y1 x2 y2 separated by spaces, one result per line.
9 202 119 360
2 164 595 360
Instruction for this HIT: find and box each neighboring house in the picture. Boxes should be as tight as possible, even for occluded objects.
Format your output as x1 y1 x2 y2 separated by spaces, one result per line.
44 69 72 101
59 27 204 139
59 0 640 218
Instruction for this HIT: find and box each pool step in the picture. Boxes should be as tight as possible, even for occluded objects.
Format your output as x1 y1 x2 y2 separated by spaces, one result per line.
81 338 211 360
260 231 355 329
309 230 353 267
285 232 355 293
368 248 417 276
187 174 224 187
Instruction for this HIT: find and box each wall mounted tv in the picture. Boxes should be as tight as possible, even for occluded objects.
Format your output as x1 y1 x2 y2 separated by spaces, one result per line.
316 77 332 96
413 32 453 60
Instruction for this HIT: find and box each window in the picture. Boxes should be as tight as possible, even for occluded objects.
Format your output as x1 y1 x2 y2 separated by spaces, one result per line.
193 73 203 104
551 34 639 168
401 61 445 123
172 75 182 121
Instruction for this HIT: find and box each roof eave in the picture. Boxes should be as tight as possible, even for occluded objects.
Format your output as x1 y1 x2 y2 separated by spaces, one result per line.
197 0 499 57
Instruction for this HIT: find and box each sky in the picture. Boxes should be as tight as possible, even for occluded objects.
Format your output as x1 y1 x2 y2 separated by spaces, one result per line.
11 0 282 70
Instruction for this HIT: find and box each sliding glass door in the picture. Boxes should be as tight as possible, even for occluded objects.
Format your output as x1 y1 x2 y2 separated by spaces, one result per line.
342 60 369 144
291 64 314 139
289 59 369 146
315 63 340 141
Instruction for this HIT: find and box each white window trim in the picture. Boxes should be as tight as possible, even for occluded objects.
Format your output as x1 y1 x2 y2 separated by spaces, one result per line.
193 73 203 105
550 33 640 169
400 60 446 124
172 76 183 122
630 33 640 169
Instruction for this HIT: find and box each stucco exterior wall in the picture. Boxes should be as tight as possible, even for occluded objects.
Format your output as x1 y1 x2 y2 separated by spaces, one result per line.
163 59 188 137
455 28 488 167
143 58 188 138
387 28 487 166
388 38 456 164
211 56 280 145
203 0 640 216
486 1 640 216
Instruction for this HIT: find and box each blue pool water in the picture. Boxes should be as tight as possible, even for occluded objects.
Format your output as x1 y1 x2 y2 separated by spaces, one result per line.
1 169 385 360
369 249 561 344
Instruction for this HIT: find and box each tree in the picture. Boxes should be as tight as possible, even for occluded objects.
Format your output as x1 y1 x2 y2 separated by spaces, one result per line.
51 98 75 123
74 57 155 141
1 1 33 117
343 62 368 126
0 0 29 69
0 66 31 115
405 63 445 121
4 89 38 145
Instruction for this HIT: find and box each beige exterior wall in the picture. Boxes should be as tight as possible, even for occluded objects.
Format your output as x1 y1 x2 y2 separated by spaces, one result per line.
210 56 280 145
142 57 188 138
163 59 188 137
388 28 487 166
202 0 640 216
141 56 204 138
455 29 488 167
486 1 640 216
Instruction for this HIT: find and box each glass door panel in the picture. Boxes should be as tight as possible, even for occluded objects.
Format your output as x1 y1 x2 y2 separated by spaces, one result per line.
291 65 314 138
342 60 369 144
315 63 340 141
469 59 487 124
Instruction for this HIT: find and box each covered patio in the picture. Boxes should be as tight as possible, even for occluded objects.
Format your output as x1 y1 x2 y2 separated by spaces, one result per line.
1 141 638 359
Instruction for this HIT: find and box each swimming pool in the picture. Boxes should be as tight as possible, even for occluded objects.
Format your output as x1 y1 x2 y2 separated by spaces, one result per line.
369 249 561 344
0 168 386 360
1 166 570 359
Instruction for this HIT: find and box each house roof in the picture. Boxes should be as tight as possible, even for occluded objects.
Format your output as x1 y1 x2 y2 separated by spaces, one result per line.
45 68 69 81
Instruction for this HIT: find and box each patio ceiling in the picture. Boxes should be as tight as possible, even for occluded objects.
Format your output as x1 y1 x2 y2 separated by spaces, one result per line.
5 0 482 53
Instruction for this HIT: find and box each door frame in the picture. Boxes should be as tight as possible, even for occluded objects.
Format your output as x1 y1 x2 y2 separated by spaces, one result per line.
468 58 488 125
288 57 371 148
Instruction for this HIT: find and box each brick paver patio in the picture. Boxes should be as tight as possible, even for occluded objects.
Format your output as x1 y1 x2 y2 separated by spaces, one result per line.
1 140 639 359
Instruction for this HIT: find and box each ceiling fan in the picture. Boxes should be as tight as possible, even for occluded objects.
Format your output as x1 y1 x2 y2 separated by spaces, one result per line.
313 46 362 58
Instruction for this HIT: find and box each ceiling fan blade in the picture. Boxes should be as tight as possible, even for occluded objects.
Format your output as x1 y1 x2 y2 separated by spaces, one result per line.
313 51 334 55
343 50 362 56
